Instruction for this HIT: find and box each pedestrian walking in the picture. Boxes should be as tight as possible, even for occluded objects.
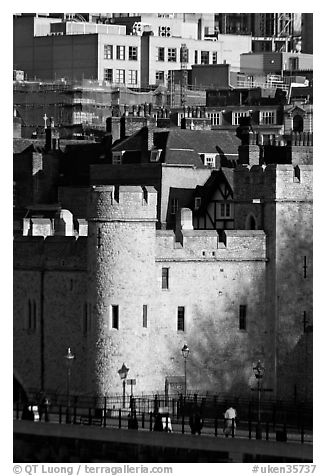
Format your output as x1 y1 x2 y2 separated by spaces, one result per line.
153 413 164 431
162 414 173 432
189 409 204 435
223 405 237 437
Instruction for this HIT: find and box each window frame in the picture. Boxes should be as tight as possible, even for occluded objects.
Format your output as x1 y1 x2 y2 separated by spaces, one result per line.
200 50 209 64
116 69 125 84
162 267 169 290
128 69 138 85
157 47 165 62
116 45 125 60
128 46 138 61
167 48 177 62
104 44 113 60
104 68 113 82
177 306 185 331
112 305 119 329
220 202 231 218
239 305 247 330
143 304 148 328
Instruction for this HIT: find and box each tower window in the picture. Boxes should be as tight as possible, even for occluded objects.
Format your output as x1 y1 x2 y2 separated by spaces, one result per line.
162 268 169 289
177 306 185 331
27 299 37 331
239 305 247 330
112 305 119 329
143 305 148 328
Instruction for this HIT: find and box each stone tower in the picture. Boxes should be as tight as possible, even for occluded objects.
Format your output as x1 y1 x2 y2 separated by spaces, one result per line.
86 185 157 395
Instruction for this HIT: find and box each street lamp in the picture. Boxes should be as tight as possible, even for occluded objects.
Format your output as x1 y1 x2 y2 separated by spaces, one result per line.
118 363 129 408
253 359 265 439
181 344 190 397
65 347 75 423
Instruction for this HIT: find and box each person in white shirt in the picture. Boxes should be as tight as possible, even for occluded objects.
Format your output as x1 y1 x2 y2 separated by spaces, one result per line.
223 405 237 437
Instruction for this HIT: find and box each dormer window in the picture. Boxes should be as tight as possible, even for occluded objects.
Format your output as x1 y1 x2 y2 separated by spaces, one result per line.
150 149 162 162
200 154 216 168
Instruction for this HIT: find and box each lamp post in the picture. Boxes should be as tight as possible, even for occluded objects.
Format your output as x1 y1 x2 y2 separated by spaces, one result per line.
181 344 190 397
118 363 129 408
253 360 265 439
65 347 75 423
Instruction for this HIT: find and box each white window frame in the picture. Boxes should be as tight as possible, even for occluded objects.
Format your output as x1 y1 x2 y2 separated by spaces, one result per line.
128 46 138 61
260 110 276 125
104 44 113 60
201 50 209 64
167 48 177 62
128 70 138 85
116 69 125 84
150 149 162 162
155 71 165 83
104 68 113 82
212 51 218 64
116 45 125 60
232 111 250 126
157 47 165 61
208 112 221 126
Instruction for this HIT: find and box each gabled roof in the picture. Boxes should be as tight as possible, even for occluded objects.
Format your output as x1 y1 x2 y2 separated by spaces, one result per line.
191 168 234 213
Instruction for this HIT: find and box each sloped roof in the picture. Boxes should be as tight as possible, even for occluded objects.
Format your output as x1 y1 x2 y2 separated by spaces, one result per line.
112 127 147 152
191 168 234 213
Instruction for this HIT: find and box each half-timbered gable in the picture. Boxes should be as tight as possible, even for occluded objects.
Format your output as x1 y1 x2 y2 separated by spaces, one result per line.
192 169 234 230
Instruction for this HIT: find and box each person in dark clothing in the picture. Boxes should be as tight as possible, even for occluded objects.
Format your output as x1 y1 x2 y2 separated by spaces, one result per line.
154 413 164 431
189 410 204 435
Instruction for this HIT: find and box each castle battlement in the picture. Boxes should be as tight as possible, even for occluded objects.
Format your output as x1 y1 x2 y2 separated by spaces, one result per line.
156 225 266 261
87 185 157 222
234 164 313 201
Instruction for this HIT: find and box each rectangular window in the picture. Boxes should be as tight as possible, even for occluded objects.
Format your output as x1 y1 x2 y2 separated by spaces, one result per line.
27 299 37 331
162 267 169 289
260 111 276 125
116 69 125 84
208 112 221 126
128 70 138 85
194 197 202 210
116 45 125 60
212 51 218 64
204 155 216 168
128 46 138 61
220 203 231 217
194 50 198 64
201 51 209 64
180 46 188 62
239 305 247 330
104 68 113 82
168 48 177 62
143 305 148 328
232 111 250 126
155 71 165 83
177 306 185 331
171 198 179 215
157 47 165 61
104 44 113 59
112 305 119 329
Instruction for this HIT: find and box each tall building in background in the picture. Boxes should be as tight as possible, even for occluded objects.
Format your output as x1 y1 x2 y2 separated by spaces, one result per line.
301 13 313 54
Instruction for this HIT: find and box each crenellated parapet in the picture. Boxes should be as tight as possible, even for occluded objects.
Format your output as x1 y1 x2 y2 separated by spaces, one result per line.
234 163 313 202
87 185 157 223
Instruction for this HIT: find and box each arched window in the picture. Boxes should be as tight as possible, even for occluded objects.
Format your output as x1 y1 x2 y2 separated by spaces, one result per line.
246 214 257 230
293 114 303 133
